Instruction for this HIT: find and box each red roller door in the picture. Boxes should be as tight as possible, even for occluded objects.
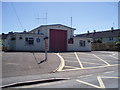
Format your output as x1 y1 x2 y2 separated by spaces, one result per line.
50 29 67 52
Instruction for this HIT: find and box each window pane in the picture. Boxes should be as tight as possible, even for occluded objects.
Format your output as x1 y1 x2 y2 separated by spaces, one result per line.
29 40 34 45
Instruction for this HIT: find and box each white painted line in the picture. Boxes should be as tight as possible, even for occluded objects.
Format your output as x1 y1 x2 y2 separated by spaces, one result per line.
92 54 110 66
76 79 101 88
109 55 118 59
97 76 105 88
74 52 84 69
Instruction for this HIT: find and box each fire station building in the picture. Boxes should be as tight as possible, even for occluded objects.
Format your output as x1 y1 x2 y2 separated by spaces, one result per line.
4 24 92 52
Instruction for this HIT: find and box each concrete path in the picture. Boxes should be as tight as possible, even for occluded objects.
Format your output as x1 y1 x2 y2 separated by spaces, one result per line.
2 52 60 78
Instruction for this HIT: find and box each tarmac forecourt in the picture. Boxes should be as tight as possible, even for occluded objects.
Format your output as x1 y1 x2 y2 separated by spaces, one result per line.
20 51 119 88
56 51 119 71
17 69 119 88
2 51 119 88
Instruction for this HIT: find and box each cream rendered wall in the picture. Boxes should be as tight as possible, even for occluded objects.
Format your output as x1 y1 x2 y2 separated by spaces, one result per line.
31 25 74 51
15 34 44 51
7 35 16 51
68 37 92 51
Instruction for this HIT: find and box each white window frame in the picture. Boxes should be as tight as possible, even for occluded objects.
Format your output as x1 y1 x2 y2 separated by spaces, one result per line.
79 40 86 47
25 37 34 45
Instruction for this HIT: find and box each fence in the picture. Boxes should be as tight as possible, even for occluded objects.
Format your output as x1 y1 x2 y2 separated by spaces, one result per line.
92 43 118 51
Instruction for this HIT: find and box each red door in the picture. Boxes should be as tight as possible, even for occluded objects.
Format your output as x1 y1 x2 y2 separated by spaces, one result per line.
50 29 67 52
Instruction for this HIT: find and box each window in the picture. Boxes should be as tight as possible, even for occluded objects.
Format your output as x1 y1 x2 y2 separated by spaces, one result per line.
25 37 34 45
38 30 41 34
80 40 85 47
68 38 74 44
109 37 113 41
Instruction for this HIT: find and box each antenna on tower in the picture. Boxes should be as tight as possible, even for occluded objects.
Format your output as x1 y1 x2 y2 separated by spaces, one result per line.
35 13 40 25
35 11 48 26
113 22 115 28
46 10 47 26
71 16 72 28
70 10 72 28
70 10 73 38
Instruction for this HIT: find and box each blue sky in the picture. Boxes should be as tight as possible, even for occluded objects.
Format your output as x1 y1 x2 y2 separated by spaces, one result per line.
2 2 118 34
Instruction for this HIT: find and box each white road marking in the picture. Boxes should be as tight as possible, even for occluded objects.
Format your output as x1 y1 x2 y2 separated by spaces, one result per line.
74 52 84 69
76 79 101 88
97 76 105 88
92 54 110 66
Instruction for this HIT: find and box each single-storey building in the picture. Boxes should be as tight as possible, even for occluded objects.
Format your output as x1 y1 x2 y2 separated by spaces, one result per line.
3 24 92 52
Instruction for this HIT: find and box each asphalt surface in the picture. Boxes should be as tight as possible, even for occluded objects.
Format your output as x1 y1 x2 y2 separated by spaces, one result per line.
17 70 118 88
2 52 60 78
1 51 119 88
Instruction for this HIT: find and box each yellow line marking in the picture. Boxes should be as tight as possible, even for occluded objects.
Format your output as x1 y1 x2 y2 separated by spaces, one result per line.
92 54 110 66
17 80 67 88
6 63 19 65
76 79 101 88
78 74 92 78
82 61 105 65
65 60 78 63
78 53 92 55
78 57 100 60
101 76 120 78
97 76 105 88
60 64 119 72
55 53 65 71
109 55 118 59
64 66 79 69
61 55 75 57
74 52 84 68
99 51 115 54
63 57 77 60
104 71 115 74
102 59 119 62
60 53 75 55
